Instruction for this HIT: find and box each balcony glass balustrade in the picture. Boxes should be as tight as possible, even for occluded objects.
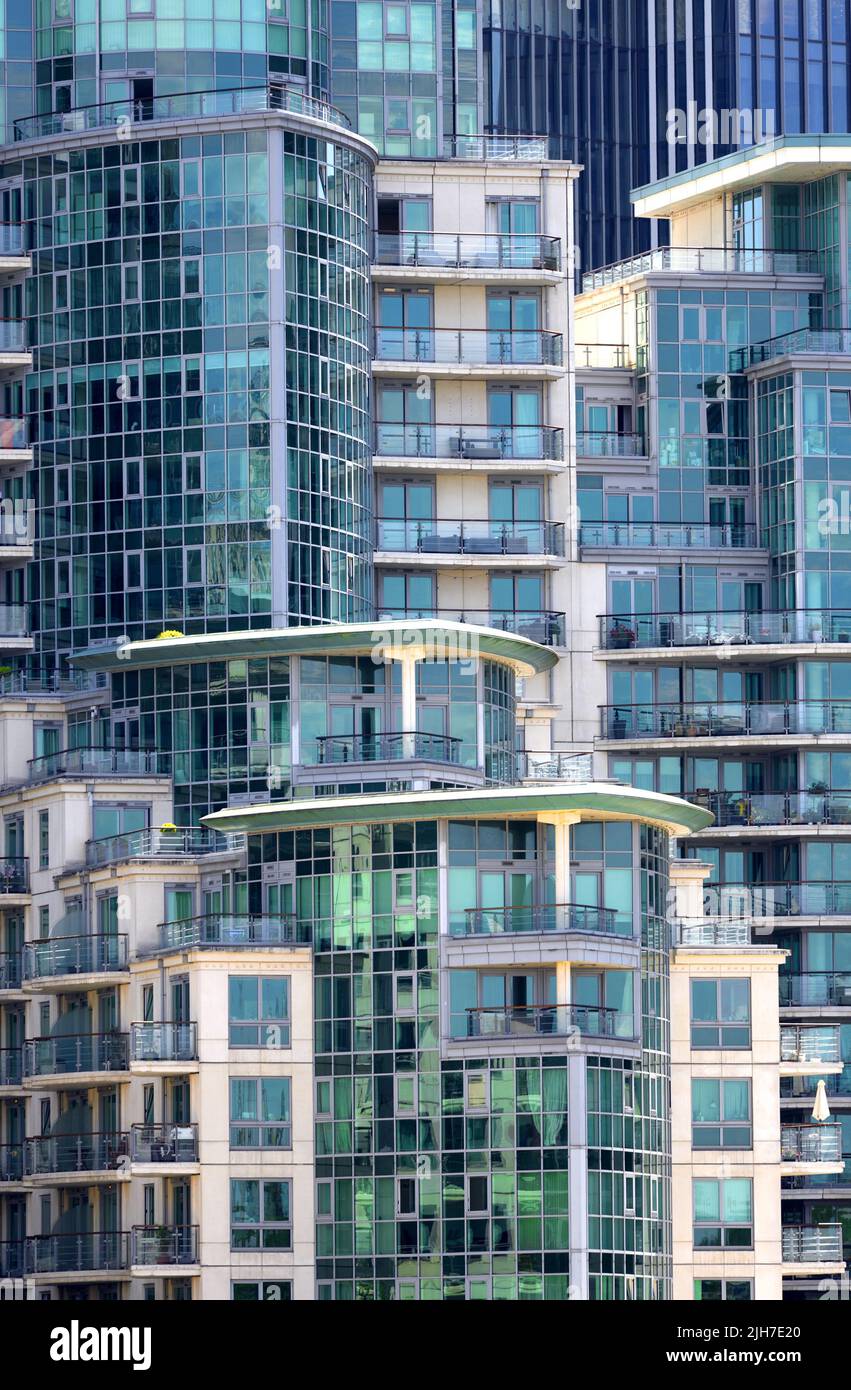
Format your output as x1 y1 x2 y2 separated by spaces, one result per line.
23 1032 129 1078
130 1123 198 1164
601 700 851 739
581 522 757 548
458 1003 623 1039
375 607 565 646
781 1224 844 1262
781 1123 843 1163
374 327 563 366
599 608 851 650
130 1225 199 1266
780 973 851 1006
314 731 461 766
24 1132 129 1176
704 882 851 917
374 232 560 271
130 1022 198 1062
451 902 622 938
26 1232 129 1274
582 246 820 292
159 912 310 950
687 790 851 827
780 1024 842 1063
376 518 565 556
374 423 563 460
22 933 128 981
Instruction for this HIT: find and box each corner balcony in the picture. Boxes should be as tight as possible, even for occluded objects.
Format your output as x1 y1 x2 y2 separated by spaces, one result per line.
85 825 243 869
374 518 565 563
23 1032 130 1089
599 699 851 746
452 903 622 939
22 933 129 990
24 1132 130 1184
676 917 752 946
781 1223 845 1275
581 245 821 293
780 973 851 1010
130 1225 199 1276
13 83 351 142
129 1123 199 1172
579 522 758 551
373 232 561 283
130 1022 198 1074
780 1025 843 1075
373 328 564 379
781 1123 844 1177
0 1047 23 1092
455 1003 625 1041
27 744 168 784
0 319 30 369
25 1232 130 1281
158 912 311 952
375 607 566 647
597 608 851 655
576 432 646 458
743 327 851 368
373 422 564 466
686 789 851 831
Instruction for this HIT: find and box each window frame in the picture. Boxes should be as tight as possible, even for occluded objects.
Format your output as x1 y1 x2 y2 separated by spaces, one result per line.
230 1178 292 1251
229 1075 292 1150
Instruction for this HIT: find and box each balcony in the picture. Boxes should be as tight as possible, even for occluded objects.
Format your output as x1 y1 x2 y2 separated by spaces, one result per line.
25 1232 129 1276
130 1123 198 1166
0 1047 22 1087
130 1022 198 1064
576 432 645 458
373 232 561 272
0 668 105 696
0 857 28 894
158 912 311 951
704 881 851 918
452 903 621 939
0 226 25 256
130 1225 199 1270
457 1003 621 1040
375 518 565 559
0 1143 24 1182
781 1123 844 1166
373 423 564 462
517 752 593 782
373 328 563 369
22 933 128 986
375 607 566 646
0 319 27 353
743 327 851 368
781 1024 843 1066
781 973 851 1008
574 343 634 370
580 522 758 550
688 790 851 828
0 951 21 991
314 731 461 766
0 604 29 638
781 1224 844 1266
23 1032 130 1084
677 917 752 946
27 745 167 782
24 1132 129 1179
85 825 242 868
600 700 851 741
0 417 28 452
443 135 549 161
581 246 821 292
13 83 350 141
598 608 851 651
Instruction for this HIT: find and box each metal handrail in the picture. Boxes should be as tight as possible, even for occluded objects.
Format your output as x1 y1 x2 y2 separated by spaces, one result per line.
129 1022 198 1062
25 1232 129 1274
582 246 821 291
130 1224 199 1266
780 1123 843 1163
576 432 645 457
375 518 565 556
130 1123 198 1164
461 1003 619 1039
373 327 563 365
689 791 851 829
373 422 564 460
22 933 128 981
704 881 851 918
443 135 549 160
0 857 29 893
374 232 561 271
781 1224 843 1262
780 972 851 1006
23 1032 129 1077
455 902 620 938
598 608 851 650
601 699 851 738
27 745 167 781
780 1024 842 1063
85 826 243 867
373 607 566 646
0 1047 22 1085
314 731 461 765
24 1131 129 1176
158 912 310 950
581 522 758 548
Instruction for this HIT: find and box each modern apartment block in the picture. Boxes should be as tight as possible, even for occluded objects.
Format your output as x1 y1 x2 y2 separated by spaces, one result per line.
0 3 846 1306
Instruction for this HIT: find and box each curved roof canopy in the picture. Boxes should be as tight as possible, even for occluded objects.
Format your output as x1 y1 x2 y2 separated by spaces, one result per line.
202 782 713 838
71 619 558 679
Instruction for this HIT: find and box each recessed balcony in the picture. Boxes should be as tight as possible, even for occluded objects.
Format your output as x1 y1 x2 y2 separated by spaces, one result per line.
25 1232 130 1279
781 1223 845 1273
375 607 566 647
24 1132 130 1183
22 933 129 990
451 902 623 939
373 232 561 280
455 1002 622 1040
23 1032 130 1088
373 422 564 465
375 518 565 562
130 1022 198 1072
580 522 758 550
129 1123 199 1169
373 328 563 377
781 1123 845 1176
158 912 310 951
597 608 851 653
781 973 851 1009
576 432 646 458
130 1224 199 1275
780 1024 843 1074
599 699 851 744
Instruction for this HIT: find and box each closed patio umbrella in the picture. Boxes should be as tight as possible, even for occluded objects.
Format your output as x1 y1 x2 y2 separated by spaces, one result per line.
812 1078 831 1122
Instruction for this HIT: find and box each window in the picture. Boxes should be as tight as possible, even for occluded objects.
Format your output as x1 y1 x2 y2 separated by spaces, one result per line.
396 1176 417 1216
228 976 290 1047
690 978 751 1048
38 810 49 869
231 1180 291 1250
694 1279 753 1301
466 1174 490 1214
692 1079 752 1148
465 1071 489 1111
38 906 49 939
232 1281 292 1301
229 1078 291 1149
693 1178 753 1249
395 1074 417 1114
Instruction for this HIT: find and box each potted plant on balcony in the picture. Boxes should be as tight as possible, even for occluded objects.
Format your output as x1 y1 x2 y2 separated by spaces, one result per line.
608 621 636 650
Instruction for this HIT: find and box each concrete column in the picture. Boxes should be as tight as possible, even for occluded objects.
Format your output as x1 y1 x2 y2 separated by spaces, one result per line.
568 1051 589 1300
399 652 418 760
